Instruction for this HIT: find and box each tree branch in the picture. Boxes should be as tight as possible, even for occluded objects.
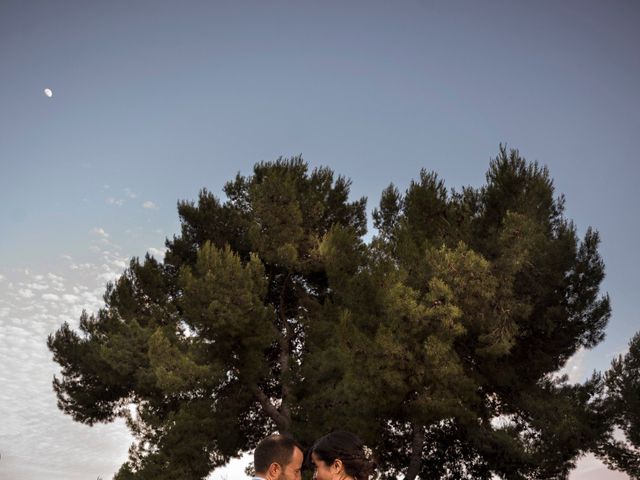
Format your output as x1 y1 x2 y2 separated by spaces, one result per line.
252 384 289 433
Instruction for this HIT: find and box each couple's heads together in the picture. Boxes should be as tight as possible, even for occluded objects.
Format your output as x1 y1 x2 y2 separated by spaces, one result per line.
254 431 375 480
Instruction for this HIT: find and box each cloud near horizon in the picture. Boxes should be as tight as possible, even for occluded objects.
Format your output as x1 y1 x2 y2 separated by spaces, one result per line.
0 239 132 480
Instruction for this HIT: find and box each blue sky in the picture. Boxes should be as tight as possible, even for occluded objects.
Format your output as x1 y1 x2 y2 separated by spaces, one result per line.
1 1 638 478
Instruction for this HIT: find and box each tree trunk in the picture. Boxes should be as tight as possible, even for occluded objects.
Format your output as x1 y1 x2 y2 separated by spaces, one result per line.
405 422 425 480
277 273 293 430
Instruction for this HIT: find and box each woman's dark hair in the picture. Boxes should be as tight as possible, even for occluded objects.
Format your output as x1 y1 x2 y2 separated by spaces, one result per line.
310 431 375 480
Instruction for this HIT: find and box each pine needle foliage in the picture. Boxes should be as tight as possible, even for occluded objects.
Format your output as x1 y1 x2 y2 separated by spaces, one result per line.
48 149 616 479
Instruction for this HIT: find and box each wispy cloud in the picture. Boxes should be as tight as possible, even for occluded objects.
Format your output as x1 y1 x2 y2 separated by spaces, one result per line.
106 188 140 207
62 294 80 303
142 200 156 209
124 188 137 199
0 236 133 480
147 247 166 259
18 288 34 299
91 228 110 239
106 197 125 206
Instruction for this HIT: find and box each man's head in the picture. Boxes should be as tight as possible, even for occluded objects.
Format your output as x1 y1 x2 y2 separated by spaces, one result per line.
254 434 304 480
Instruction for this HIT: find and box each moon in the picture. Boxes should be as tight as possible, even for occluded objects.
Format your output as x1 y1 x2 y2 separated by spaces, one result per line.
44 88 53 98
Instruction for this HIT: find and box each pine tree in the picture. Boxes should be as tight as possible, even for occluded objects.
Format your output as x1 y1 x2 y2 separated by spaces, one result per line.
300 146 611 479
594 332 640 479
48 149 612 479
49 157 367 478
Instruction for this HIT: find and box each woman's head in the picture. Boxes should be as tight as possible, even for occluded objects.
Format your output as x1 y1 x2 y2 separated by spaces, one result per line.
309 431 375 480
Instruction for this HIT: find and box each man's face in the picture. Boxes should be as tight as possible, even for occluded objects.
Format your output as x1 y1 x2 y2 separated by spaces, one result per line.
278 446 303 480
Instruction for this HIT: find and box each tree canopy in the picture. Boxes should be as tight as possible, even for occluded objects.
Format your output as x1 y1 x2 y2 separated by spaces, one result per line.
48 149 625 479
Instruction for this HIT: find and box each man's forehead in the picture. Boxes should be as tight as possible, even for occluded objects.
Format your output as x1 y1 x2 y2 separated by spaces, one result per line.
290 446 304 464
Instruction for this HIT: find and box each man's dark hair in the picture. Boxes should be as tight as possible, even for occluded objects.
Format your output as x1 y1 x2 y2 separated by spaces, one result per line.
254 434 302 474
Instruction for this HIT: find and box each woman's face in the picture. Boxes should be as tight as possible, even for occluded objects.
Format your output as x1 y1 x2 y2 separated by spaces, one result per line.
310 452 336 480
